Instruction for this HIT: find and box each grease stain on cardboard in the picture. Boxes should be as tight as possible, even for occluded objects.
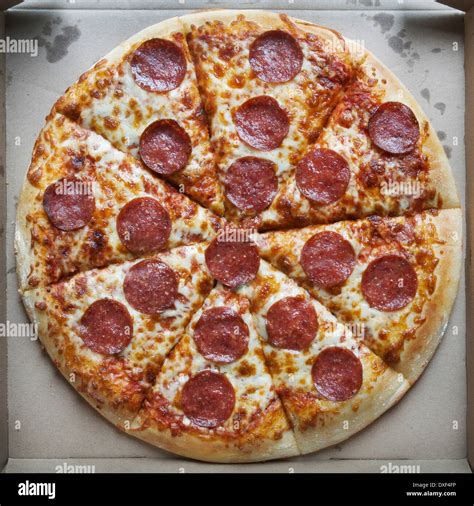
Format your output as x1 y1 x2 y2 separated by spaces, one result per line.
435 102 446 115
369 12 394 34
35 18 81 64
347 0 382 6
363 13 423 68
421 88 431 103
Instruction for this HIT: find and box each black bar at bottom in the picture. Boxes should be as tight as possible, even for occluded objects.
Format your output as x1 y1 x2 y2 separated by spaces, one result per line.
0 472 473 506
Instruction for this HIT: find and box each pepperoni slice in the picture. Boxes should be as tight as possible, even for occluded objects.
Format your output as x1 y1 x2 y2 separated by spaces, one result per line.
181 370 235 428
139 119 192 175
233 96 289 151
368 102 420 155
362 254 418 312
296 148 350 205
224 157 278 213
130 38 187 92
205 235 260 288
79 299 133 355
123 259 178 315
300 231 356 289
266 296 318 351
43 176 95 231
116 197 171 255
249 30 303 83
193 307 249 363
312 347 363 402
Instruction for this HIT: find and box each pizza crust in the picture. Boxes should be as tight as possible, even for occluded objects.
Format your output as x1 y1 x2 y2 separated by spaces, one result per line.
15 175 39 294
294 366 410 455
22 290 139 428
130 398 299 463
182 9 348 52
397 208 463 384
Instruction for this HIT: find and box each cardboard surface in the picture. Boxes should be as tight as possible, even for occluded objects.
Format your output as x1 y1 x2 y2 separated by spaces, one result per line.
3 1 470 471
464 5 474 470
10 0 454 11
0 10 8 472
3 458 473 474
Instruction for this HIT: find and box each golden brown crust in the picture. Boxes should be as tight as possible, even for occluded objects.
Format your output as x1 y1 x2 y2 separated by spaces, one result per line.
398 209 463 383
182 9 347 49
15 174 39 294
294 365 409 454
22 289 141 428
130 397 299 463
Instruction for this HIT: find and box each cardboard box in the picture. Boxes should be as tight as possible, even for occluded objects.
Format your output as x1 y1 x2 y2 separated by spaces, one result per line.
1 0 472 473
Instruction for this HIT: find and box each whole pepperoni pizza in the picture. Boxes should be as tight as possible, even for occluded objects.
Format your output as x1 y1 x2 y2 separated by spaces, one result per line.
15 11 462 462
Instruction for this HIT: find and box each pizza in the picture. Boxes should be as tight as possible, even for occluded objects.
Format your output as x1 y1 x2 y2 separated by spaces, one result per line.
16 10 462 463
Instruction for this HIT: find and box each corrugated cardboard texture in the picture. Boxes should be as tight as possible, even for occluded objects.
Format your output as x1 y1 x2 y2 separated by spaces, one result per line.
3 3 469 471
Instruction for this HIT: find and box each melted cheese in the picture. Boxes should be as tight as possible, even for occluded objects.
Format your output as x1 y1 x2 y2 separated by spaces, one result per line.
56 30 223 213
238 260 406 432
151 285 278 434
187 16 353 221
21 114 220 288
259 211 445 364
27 243 213 408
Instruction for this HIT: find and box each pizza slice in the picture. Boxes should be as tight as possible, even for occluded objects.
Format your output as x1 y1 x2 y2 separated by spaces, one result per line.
22 243 214 427
237 260 409 453
15 114 223 290
260 48 460 229
130 284 298 462
185 10 355 225
257 208 462 383
53 17 223 214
